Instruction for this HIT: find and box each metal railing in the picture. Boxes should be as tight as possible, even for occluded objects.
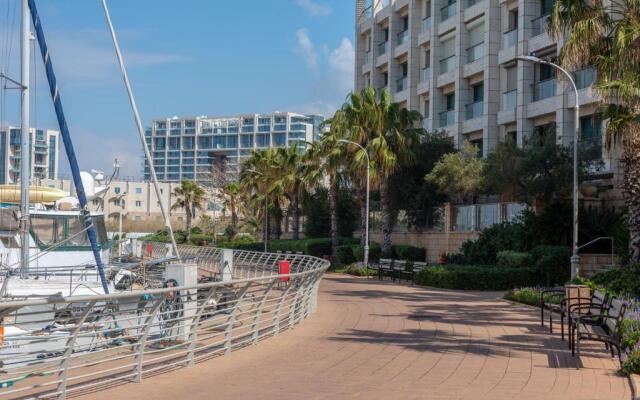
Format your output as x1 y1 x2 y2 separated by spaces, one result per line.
439 55 455 73
0 244 329 399
422 17 432 34
441 2 457 21
396 76 408 92
575 68 596 89
465 101 483 120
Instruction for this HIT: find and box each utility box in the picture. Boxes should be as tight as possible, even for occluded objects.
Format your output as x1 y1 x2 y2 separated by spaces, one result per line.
165 262 198 341
220 249 234 282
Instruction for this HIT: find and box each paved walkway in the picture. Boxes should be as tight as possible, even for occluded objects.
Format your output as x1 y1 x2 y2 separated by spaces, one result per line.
83 275 630 400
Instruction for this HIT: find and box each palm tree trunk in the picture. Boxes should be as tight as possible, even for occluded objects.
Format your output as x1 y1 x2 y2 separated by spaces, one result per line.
380 178 393 256
623 134 640 263
291 192 300 240
230 203 238 240
359 183 367 246
185 203 192 244
329 177 339 257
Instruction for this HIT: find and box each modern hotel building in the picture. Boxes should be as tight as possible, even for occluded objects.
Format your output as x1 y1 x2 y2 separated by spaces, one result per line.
144 112 324 183
0 127 59 184
354 0 616 175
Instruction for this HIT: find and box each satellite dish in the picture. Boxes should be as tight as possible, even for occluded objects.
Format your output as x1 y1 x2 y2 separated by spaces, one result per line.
81 171 108 201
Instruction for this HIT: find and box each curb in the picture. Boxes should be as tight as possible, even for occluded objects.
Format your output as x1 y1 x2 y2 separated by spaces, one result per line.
630 374 640 400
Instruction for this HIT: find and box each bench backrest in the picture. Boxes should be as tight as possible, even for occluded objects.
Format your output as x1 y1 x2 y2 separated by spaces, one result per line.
606 298 627 335
591 290 608 316
380 259 394 267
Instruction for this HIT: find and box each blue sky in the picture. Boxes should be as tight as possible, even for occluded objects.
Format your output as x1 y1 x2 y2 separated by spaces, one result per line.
0 0 354 177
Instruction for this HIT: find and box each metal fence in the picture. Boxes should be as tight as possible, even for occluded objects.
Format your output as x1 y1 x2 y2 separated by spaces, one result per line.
0 244 329 399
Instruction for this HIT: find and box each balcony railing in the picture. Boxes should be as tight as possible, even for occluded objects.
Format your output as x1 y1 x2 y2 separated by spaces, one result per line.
397 30 409 45
502 28 517 49
439 110 455 127
396 76 408 92
465 101 483 120
422 17 432 34
468 0 479 6
532 78 557 101
422 67 431 82
531 14 550 37
378 41 388 56
502 89 517 111
365 50 372 64
441 2 456 21
466 42 484 63
440 55 455 73
575 68 597 89
422 118 431 130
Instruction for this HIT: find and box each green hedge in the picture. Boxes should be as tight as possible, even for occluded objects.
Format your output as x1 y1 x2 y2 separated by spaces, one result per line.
497 251 531 269
353 243 382 262
335 245 357 265
530 245 570 286
392 245 426 261
415 265 541 290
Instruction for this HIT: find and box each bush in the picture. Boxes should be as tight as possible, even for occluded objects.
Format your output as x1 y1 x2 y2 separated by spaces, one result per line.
497 251 531 269
530 245 571 286
335 264 376 277
590 267 640 297
392 245 426 262
457 222 529 265
335 245 356 265
353 243 382 262
620 350 640 376
504 287 541 306
415 265 541 290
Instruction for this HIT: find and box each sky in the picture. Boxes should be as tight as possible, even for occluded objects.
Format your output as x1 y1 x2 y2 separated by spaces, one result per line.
0 0 355 177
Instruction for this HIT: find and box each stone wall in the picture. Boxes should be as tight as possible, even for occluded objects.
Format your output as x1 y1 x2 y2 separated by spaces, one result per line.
579 253 619 278
369 231 478 263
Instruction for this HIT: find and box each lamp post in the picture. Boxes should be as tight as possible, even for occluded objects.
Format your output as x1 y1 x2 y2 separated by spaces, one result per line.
516 55 581 279
339 139 370 267
246 169 269 253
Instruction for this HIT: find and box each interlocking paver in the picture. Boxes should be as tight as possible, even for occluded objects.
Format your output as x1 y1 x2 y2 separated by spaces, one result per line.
81 274 630 400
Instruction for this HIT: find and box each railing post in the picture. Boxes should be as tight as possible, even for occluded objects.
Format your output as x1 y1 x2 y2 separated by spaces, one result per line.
186 286 217 367
273 276 295 335
251 279 277 345
300 270 323 323
134 294 166 383
224 282 252 355
288 272 314 329
293 271 319 326
57 300 96 400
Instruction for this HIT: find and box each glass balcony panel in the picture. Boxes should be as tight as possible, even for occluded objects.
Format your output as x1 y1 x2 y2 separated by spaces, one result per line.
533 78 557 101
378 41 388 56
465 101 483 120
502 89 517 111
397 30 409 45
575 68 596 89
439 55 455 73
502 28 517 49
422 17 431 34
531 14 549 37
439 110 455 127
441 2 457 21
422 67 431 82
396 76 408 92
466 42 484 63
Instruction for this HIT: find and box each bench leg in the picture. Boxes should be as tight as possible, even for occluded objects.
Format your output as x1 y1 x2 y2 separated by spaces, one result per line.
549 313 553 333
561 314 564 341
541 306 544 327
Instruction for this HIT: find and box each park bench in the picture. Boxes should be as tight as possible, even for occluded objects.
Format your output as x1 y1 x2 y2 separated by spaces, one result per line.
572 297 626 359
541 288 608 342
373 259 428 283
566 290 609 348
540 288 566 335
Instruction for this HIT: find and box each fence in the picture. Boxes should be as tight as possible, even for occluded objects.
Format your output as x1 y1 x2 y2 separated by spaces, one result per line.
0 244 329 399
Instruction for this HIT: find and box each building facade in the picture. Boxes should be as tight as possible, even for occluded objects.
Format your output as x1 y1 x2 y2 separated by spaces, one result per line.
354 0 616 174
0 127 59 185
144 112 324 183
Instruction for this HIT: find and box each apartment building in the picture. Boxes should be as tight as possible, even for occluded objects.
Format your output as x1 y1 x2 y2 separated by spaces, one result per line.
354 0 613 172
0 127 59 185
144 112 324 183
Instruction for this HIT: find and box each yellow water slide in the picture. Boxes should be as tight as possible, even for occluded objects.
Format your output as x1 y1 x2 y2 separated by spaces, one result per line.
0 185 68 204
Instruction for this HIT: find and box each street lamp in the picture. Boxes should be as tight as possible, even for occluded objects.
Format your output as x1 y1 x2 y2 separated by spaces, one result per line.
516 55 581 279
338 139 370 268
246 169 269 253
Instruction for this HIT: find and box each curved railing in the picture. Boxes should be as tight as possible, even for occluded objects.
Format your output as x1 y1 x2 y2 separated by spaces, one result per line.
0 244 329 399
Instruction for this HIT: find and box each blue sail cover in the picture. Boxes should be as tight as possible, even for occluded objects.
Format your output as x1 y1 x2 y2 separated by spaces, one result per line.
28 0 110 294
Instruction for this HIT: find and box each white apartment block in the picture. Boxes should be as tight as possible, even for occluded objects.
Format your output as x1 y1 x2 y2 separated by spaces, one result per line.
144 112 324 183
355 0 615 174
0 127 59 185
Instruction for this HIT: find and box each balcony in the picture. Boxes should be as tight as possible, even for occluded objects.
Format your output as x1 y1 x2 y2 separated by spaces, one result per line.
439 55 455 74
532 78 557 101
465 101 483 120
575 68 596 89
364 50 372 64
502 28 517 49
422 17 431 34
441 2 456 21
531 14 549 37
397 30 409 45
439 110 455 127
378 41 388 56
422 67 431 82
170 129 181 136
422 118 431 130
466 42 484 63
396 76 408 92
502 89 517 111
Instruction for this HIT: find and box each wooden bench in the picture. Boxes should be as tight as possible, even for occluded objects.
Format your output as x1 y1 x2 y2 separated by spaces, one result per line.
572 297 626 359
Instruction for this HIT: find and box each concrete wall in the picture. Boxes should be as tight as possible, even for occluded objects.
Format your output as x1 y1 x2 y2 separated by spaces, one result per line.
579 253 619 278
370 230 479 263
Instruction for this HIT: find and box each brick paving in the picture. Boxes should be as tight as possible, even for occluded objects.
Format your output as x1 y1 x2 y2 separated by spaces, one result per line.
82 274 630 400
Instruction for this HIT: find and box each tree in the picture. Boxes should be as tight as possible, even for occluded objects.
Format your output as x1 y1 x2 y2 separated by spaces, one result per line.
217 182 241 240
171 180 206 243
549 0 640 261
426 142 485 204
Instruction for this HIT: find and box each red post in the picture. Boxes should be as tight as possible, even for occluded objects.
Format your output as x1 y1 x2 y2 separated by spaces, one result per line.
279 260 290 282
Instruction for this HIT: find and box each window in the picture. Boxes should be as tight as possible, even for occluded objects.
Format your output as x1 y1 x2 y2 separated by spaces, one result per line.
135 187 142 194
470 139 483 158
135 200 142 207
446 93 455 110
472 83 484 102
467 23 484 62
115 187 121 194
440 37 456 73
539 63 555 81
581 115 603 160
541 0 555 14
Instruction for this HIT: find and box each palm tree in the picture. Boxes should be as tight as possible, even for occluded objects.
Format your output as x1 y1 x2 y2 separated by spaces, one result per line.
171 180 206 243
217 182 241 240
549 0 640 262
342 87 423 255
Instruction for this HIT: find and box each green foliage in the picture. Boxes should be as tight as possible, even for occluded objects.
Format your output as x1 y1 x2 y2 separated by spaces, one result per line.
457 222 529 265
497 251 531 269
335 245 357 265
621 319 640 352
302 188 359 239
415 265 540 291
504 287 542 306
392 245 426 261
353 243 382 262
426 142 485 203
530 245 571 286
588 266 640 297
620 350 640 376
335 264 376 277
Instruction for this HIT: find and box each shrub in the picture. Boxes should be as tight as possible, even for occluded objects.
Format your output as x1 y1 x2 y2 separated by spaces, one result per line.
504 287 541 306
620 350 640 376
415 265 541 290
336 264 376 277
335 245 357 265
589 267 640 297
392 245 426 261
530 245 571 286
353 243 382 262
497 251 531 269
457 222 529 265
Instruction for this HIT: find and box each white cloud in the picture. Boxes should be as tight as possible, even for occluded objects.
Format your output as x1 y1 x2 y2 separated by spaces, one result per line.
294 29 318 68
328 38 355 94
295 0 333 16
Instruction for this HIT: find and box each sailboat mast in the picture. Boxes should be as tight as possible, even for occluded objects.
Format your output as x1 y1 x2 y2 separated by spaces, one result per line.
19 0 31 279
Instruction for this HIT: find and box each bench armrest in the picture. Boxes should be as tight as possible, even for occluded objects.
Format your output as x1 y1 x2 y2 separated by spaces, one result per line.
576 314 621 324
568 302 606 315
